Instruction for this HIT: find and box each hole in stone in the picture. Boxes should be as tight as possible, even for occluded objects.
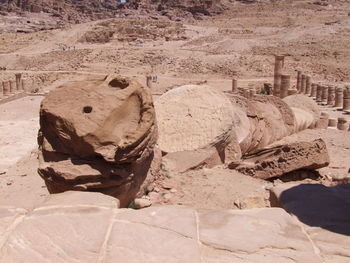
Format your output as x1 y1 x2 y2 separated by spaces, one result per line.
83 106 93 114
108 78 129 89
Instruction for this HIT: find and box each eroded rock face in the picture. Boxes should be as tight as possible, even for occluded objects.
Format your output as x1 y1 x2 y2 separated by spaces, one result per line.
38 75 159 207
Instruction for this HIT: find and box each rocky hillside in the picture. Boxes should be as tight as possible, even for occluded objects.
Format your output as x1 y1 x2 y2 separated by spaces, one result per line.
0 0 226 24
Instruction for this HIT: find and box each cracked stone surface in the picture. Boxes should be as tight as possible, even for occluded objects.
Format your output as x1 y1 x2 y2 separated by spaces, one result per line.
1 190 349 262
270 183 350 263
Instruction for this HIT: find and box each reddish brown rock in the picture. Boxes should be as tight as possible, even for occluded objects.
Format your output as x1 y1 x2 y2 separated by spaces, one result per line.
40 75 156 162
38 75 159 207
229 139 329 179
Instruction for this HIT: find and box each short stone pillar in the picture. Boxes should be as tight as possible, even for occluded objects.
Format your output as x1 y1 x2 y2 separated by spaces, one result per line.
300 74 306 94
337 117 348 131
316 84 322 102
21 79 26 92
327 86 335 106
263 83 272 95
243 89 250 99
249 88 255 98
316 112 329 129
9 80 15 94
146 75 152 89
15 73 22 92
296 71 302 92
3 81 10 96
280 74 290 99
334 87 343 108
273 55 284 97
343 86 350 112
1 82 5 97
328 118 337 128
305 75 311 95
232 78 238 93
310 83 317 98
321 85 328 105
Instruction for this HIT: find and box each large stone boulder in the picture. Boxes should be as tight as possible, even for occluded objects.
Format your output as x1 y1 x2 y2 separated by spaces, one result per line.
39 74 156 163
38 75 159 207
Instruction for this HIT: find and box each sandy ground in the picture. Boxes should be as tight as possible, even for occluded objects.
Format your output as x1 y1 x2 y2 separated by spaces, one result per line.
0 0 349 209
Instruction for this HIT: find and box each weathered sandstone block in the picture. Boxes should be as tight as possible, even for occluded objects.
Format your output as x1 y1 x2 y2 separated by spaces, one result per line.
229 139 329 179
38 75 159 207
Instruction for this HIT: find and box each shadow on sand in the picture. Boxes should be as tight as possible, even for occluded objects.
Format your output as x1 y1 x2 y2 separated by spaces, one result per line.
279 183 350 236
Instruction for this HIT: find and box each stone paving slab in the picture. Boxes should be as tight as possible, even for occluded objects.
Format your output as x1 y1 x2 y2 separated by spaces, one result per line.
0 190 349 262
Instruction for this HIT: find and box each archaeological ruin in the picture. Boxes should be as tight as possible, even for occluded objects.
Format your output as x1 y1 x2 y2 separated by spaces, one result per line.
0 1 349 262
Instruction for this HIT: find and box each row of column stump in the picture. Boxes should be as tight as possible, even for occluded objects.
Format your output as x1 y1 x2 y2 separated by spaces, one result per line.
1 73 27 99
295 70 350 131
231 54 350 131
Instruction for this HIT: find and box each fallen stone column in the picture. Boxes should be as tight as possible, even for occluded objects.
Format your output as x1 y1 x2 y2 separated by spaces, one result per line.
343 86 350 112
155 85 236 172
229 139 329 179
283 94 320 130
249 95 296 151
155 85 320 173
327 86 335 106
334 87 343 108
273 55 284 97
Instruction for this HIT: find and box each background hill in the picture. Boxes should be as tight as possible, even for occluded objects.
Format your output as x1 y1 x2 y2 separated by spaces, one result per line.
0 0 226 24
